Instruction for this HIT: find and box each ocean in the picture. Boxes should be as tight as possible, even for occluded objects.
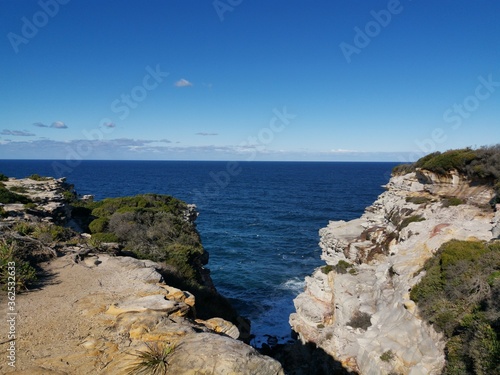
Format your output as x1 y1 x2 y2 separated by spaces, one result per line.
0 160 397 346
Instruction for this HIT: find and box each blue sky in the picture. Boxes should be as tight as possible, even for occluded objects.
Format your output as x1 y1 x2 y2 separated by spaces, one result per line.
0 0 499 161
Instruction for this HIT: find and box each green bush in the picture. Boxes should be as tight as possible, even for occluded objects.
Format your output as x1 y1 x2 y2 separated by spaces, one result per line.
392 163 415 176
0 186 32 204
380 350 394 362
90 232 119 243
0 240 37 291
415 148 477 175
27 174 50 181
400 215 425 229
32 224 74 244
442 197 464 207
406 196 431 205
9 186 28 194
14 222 35 236
321 265 334 274
335 260 354 274
88 217 109 233
0 173 8 182
0 206 7 218
347 311 372 330
411 240 500 373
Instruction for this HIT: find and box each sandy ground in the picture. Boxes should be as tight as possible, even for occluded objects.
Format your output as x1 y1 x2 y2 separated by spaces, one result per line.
0 254 138 374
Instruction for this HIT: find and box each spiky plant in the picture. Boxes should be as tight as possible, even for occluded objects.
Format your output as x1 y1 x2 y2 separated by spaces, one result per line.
127 342 175 375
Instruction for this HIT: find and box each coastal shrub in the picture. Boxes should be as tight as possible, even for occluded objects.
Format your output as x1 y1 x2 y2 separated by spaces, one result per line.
0 173 8 181
393 145 500 203
89 217 109 233
405 196 431 205
90 232 119 244
81 194 206 284
0 206 7 218
14 222 35 236
442 197 464 207
9 186 28 194
380 350 394 362
392 163 415 176
0 240 37 291
321 265 334 274
24 202 37 210
126 341 175 375
415 148 477 175
62 190 76 202
335 260 353 274
347 310 372 330
32 224 74 244
27 174 50 181
410 240 500 374
399 215 425 229
0 185 32 204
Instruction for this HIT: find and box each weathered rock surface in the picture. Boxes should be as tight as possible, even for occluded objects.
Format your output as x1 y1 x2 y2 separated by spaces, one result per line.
290 169 497 375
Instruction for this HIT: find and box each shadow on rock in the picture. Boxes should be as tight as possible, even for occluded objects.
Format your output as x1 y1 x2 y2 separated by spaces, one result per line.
263 340 357 375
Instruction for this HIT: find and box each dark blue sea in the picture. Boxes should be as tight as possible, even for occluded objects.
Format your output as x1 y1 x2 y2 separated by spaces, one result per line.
0 160 396 346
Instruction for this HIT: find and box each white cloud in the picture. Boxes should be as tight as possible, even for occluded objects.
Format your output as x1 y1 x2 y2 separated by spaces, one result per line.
51 121 68 129
330 148 357 153
174 78 193 87
1 129 35 136
33 122 49 128
196 132 218 136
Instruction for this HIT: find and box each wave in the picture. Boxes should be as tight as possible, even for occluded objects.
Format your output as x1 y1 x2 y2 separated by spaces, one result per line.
279 277 305 294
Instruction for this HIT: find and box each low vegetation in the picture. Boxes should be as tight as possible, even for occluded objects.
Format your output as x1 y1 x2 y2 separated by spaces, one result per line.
0 184 32 204
405 196 431 205
347 310 372 331
392 145 500 204
380 350 394 362
410 240 500 374
28 174 51 181
0 239 37 291
399 215 425 229
127 341 175 375
75 194 205 284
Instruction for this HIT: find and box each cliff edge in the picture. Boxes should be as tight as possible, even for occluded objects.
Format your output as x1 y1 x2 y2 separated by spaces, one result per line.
0 175 283 375
290 155 500 374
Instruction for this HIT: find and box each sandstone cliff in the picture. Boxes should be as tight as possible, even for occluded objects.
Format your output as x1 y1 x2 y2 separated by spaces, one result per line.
0 176 284 375
290 169 499 375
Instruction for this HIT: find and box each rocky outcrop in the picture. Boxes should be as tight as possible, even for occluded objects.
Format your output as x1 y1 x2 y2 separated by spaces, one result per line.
0 177 283 375
290 169 497 375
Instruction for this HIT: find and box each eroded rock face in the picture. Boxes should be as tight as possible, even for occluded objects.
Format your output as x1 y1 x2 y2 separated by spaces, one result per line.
290 170 497 375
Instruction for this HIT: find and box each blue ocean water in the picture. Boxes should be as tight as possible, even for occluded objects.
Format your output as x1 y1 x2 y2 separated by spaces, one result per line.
0 160 396 346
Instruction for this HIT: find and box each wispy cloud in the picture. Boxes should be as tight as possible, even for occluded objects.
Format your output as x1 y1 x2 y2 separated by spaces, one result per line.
33 122 49 128
196 132 218 136
51 121 68 129
1 129 35 136
329 148 357 153
174 78 193 87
